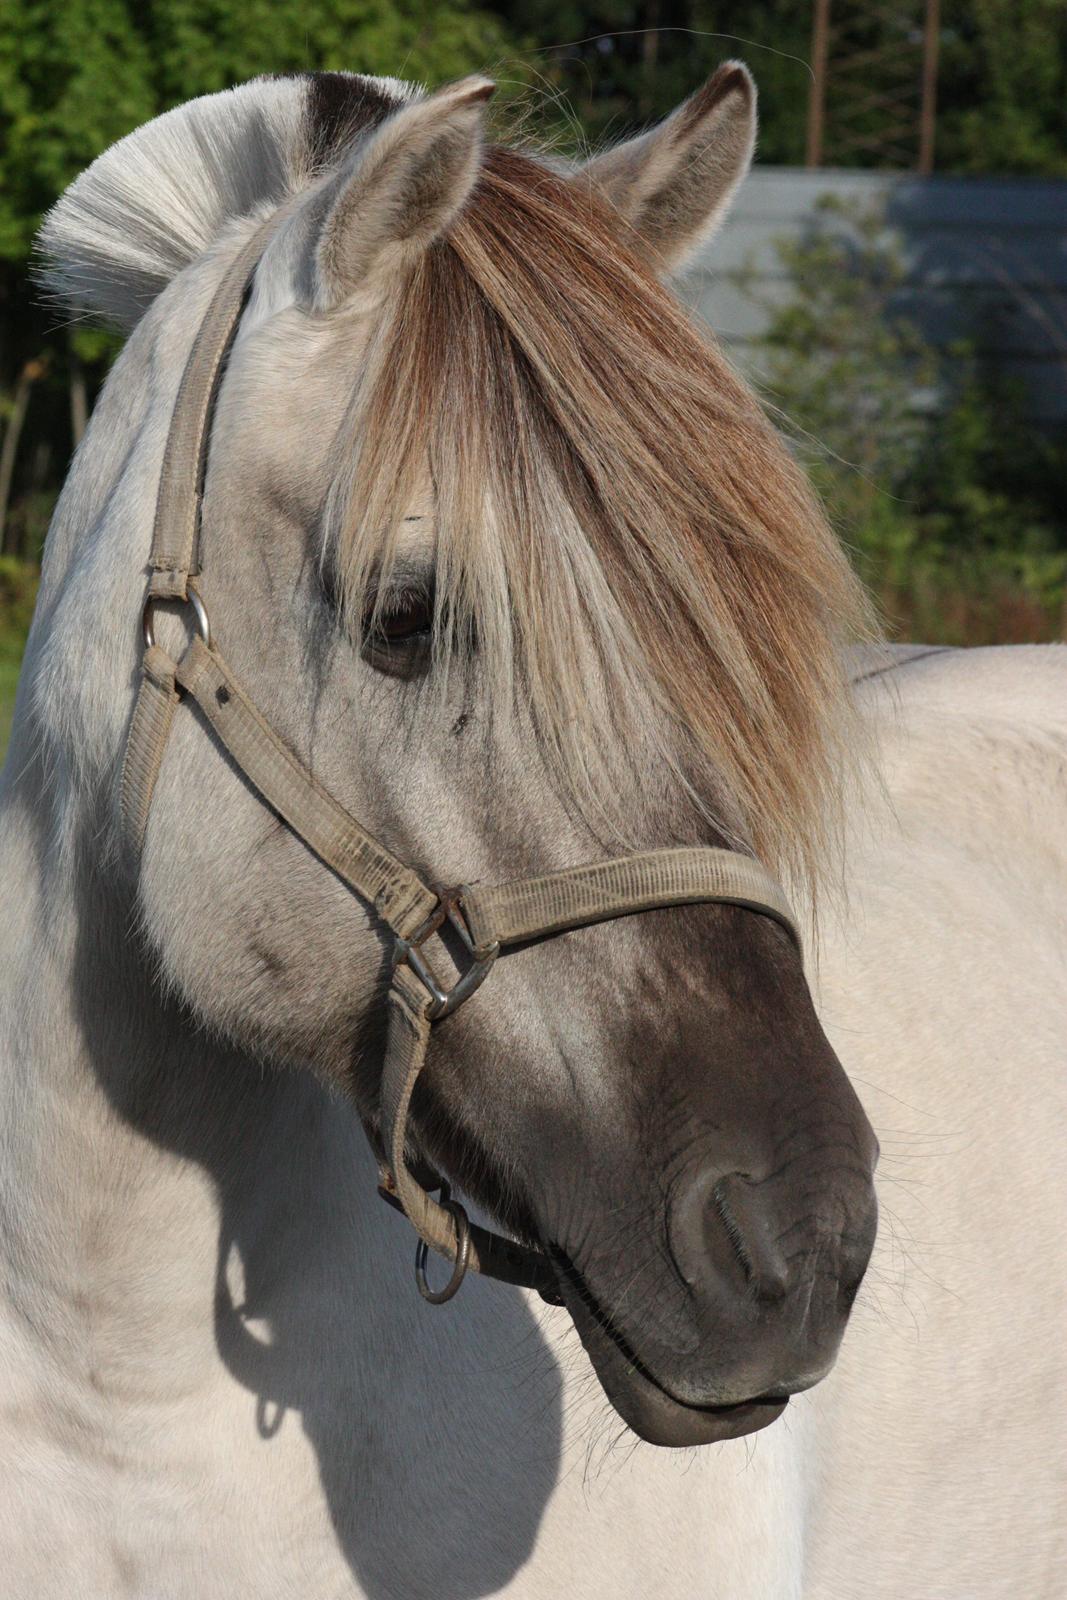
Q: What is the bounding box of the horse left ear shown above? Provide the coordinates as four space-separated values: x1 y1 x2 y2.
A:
574 62 756 271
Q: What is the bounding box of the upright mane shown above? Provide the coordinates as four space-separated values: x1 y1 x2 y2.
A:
328 147 873 889
37 72 413 327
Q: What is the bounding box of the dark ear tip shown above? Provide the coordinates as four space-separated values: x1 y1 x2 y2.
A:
671 60 755 140
713 60 755 97
700 61 755 111
448 76 497 108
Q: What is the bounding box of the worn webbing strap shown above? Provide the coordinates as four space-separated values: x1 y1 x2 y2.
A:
132 633 800 1291
173 634 438 938
461 850 797 954
128 633 802 1293
148 216 279 600
382 965 557 1292
119 644 181 860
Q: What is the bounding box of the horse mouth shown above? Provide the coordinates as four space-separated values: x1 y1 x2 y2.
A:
551 1248 788 1448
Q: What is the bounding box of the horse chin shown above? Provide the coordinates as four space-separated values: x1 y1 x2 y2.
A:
558 1272 788 1449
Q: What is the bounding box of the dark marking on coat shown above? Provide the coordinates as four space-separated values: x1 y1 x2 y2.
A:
250 939 286 980
851 646 953 688
305 72 399 174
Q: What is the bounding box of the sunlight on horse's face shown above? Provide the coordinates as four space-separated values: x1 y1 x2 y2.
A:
133 73 878 1448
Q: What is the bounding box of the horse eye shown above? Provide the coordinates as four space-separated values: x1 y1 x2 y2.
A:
376 589 434 644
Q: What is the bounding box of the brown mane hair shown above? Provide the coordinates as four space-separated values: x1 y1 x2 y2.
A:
326 146 873 890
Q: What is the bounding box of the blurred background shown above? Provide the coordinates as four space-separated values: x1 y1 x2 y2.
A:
2 1 1066 750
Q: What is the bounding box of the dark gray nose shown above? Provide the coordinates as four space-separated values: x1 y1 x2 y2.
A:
667 1157 877 1372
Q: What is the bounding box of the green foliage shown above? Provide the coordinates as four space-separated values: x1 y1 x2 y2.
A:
145 0 520 104
0 0 519 265
755 200 937 511
0 0 159 264
938 0 1067 177
0 553 39 636
493 1 811 160
743 198 1067 642
490 0 1067 172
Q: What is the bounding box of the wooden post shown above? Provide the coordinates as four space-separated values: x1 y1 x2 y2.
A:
918 0 941 175
0 359 44 557
638 0 660 120
806 0 832 169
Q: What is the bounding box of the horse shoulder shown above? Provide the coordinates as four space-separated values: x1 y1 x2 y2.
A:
803 642 1067 1597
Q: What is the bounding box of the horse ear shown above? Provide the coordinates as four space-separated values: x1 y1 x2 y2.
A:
312 76 494 309
574 62 756 271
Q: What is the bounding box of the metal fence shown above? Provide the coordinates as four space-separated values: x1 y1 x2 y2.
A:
682 167 1067 423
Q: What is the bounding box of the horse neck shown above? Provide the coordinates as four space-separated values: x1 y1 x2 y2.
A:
0 742 390 1398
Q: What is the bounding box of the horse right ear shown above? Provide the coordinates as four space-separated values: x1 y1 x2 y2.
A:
573 62 756 272
311 76 494 310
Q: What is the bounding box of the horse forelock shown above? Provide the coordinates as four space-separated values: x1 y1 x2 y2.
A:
324 146 875 892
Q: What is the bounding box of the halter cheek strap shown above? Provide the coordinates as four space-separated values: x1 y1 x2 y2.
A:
121 214 800 1305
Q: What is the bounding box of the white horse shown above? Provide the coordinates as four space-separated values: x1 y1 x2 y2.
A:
0 66 1063 1598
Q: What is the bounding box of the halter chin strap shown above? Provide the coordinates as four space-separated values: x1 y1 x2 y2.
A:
121 213 801 1305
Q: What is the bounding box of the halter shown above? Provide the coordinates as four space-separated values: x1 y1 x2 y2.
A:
121 216 800 1305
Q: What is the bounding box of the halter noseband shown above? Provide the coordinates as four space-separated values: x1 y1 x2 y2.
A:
121 216 800 1305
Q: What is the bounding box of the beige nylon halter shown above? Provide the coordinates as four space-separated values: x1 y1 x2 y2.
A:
121 215 800 1304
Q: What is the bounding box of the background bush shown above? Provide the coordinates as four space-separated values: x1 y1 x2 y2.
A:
739 199 1067 642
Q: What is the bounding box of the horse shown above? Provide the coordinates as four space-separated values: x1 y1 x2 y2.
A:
0 64 1062 1598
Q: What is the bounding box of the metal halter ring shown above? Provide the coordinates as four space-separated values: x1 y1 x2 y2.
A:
142 588 211 652
394 893 499 1021
415 1190 472 1304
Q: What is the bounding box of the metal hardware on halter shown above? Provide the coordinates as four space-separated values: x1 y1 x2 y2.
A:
142 587 211 652
393 894 500 1021
414 1184 472 1303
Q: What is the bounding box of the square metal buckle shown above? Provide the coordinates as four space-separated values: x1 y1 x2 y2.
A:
394 893 499 1020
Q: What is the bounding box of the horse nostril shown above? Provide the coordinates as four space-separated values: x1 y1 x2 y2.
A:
667 1164 877 1313
668 1167 791 1303
711 1174 791 1301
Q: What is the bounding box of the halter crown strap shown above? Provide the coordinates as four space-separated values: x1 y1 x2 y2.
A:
173 635 437 935
120 211 802 1306
148 218 280 601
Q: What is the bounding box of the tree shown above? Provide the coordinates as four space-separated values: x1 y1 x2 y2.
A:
486 0 811 160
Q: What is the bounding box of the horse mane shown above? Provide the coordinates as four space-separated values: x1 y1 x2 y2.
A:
330 148 874 888
36 72 412 328
38 73 872 890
